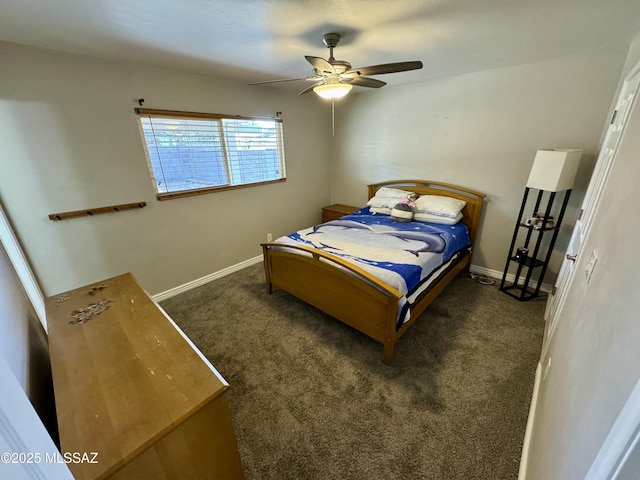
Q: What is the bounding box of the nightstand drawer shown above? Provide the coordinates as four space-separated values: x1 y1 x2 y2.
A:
322 204 360 223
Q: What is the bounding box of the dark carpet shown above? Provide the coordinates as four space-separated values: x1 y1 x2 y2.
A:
160 263 545 479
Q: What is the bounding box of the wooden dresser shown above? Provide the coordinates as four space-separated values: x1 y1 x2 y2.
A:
46 273 244 480
321 203 360 223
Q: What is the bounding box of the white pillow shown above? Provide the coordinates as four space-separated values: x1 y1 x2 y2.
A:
366 188 416 210
414 195 466 218
373 187 412 198
366 196 397 209
413 211 463 225
369 206 392 215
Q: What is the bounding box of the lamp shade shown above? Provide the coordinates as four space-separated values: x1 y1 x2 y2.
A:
526 149 583 192
313 83 352 99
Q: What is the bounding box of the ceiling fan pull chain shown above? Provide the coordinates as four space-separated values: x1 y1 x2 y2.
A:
331 100 335 136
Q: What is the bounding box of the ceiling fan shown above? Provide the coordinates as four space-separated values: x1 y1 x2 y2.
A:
249 32 423 99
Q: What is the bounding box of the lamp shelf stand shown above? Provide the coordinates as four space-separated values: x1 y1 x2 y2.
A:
499 187 571 301
499 148 582 301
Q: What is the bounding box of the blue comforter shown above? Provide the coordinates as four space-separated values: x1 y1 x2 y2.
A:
277 208 471 329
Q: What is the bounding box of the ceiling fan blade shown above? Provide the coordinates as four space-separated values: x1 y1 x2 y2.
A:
305 56 336 75
345 61 423 77
248 77 315 85
343 76 387 88
298 83 322 96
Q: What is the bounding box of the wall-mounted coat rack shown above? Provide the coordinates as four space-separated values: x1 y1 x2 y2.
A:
49 202 146 221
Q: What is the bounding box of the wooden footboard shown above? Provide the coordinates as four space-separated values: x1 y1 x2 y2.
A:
262 180 485 365
262 243 403 364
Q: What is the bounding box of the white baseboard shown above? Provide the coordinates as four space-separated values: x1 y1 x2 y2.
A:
469 264 552 293
518 362 542 480
152 255 263 302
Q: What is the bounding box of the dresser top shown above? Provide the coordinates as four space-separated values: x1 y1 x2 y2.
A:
46 272 227 479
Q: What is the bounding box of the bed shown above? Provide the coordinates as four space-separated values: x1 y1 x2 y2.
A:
261 180 486 365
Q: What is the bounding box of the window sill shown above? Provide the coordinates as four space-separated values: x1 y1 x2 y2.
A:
156 178 286 201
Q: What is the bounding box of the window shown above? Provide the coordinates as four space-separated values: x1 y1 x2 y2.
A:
135 108 286 200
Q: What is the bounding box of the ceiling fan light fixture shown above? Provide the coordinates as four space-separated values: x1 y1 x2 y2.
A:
313 83 352 99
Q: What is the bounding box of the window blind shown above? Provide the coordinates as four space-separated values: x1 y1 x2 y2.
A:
136 109 286 200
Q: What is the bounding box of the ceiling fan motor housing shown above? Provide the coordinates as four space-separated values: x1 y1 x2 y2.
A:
321 33 351 72
322 33 342 49
330 60 351 73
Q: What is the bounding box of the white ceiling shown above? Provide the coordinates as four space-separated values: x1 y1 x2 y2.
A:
1 0 640 92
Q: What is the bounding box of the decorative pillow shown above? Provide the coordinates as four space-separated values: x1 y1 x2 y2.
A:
414 195 466 218
391 203 414 222
413 211 463 225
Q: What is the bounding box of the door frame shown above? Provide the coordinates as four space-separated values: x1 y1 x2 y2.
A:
0 202 46 332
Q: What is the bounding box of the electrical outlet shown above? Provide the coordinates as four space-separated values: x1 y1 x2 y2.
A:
266 233 273 242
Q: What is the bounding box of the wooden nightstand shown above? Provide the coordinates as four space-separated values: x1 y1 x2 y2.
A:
322 204 360 223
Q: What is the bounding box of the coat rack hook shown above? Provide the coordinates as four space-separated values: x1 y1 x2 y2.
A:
137 98 145 106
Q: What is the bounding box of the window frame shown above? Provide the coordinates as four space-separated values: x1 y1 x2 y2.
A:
135 108 286 201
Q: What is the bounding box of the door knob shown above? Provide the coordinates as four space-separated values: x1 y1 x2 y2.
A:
566 254 577 262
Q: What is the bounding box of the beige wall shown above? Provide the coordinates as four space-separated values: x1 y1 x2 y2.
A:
0 41 331 296
0 41 630 296
331 49 627 280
